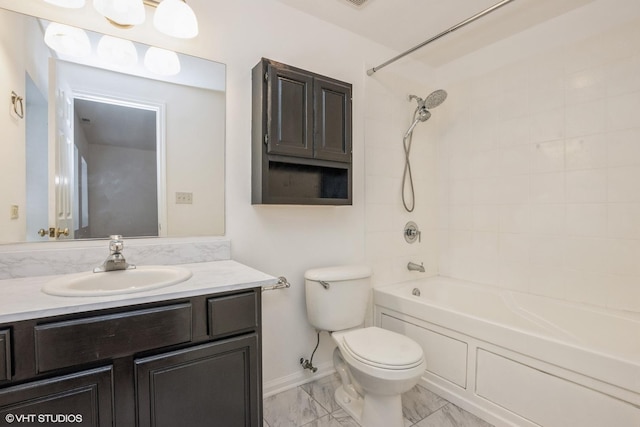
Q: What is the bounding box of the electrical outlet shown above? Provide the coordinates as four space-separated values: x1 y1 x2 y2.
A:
175 192 193 204
10 205 18 220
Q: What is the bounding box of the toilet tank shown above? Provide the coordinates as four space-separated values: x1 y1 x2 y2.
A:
304 265 372 332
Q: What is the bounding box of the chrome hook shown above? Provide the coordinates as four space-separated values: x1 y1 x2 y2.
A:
11 91 24 119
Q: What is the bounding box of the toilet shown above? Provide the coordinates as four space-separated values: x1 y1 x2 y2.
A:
304 265 426 427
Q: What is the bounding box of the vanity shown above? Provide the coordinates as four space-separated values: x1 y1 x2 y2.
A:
0 258 276 427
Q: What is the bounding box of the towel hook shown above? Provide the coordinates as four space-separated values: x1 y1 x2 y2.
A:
11 91 24 119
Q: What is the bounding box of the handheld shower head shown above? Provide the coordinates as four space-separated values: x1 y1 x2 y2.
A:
402 88 447 213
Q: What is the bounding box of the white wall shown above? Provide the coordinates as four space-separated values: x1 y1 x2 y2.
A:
0 12 26 242
434 0 640 313
87 143 158 237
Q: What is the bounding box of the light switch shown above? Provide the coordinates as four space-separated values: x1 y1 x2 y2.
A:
176 192 193 204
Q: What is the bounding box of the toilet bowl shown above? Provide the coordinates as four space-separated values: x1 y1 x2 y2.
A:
331 327 426 427
304 266 426 427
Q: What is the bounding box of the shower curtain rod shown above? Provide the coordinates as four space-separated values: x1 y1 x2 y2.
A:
366 0 517 76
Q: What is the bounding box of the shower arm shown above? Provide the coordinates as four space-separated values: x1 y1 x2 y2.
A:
366 0 517 76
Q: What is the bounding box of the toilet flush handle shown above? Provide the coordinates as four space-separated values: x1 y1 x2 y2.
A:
318 280 330 290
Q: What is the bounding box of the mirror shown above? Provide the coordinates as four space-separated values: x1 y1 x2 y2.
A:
0 6 225 244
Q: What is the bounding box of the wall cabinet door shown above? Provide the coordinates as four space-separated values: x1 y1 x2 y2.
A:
0 366 114 427
313 76 352 163
136 334 260 427
267 63 314 158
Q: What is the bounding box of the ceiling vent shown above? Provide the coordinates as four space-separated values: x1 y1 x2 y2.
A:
342 0 370 8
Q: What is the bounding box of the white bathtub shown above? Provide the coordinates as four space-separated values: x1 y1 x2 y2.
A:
374 276 640 427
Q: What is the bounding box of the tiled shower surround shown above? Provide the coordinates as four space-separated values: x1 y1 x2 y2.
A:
436 18 640 313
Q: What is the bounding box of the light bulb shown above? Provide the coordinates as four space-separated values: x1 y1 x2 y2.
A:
97 35 138 68
153 0 198 39
44 22 91 58
93 0 145 26
144 47 181 76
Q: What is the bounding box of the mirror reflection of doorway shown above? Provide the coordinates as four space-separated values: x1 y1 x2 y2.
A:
25 73 49 242
73 97 159 239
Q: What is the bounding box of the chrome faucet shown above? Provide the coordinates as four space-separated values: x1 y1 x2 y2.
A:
407 262 425 273
94 235 136 273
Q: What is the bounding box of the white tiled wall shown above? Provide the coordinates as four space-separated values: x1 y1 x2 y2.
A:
437 18 640 313
364 70 439 288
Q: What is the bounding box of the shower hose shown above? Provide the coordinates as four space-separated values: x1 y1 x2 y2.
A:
402 109 418 212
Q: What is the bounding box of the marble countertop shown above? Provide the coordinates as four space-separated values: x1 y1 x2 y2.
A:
0 260 278 324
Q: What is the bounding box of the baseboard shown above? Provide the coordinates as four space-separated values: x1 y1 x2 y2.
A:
263 361 335 398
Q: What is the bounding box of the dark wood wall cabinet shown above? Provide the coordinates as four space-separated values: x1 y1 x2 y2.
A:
252 58 353 205
0 288 262 427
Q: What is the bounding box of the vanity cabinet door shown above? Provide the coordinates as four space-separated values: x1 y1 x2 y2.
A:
0 330 10 382
0 366 114 427
136 334 260 427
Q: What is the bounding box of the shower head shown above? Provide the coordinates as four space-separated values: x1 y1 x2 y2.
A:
408 89 447 111
424 89 447 109
404 89 446 138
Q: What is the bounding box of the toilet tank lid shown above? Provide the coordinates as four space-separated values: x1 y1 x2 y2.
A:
304 265 372 282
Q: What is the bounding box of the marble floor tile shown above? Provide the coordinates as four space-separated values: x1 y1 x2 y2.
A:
300 414 345 427
401 385 449 424
329 409 360 427
300 373 343 413
264 377 493 427
415 403 494 427
264 387 328 427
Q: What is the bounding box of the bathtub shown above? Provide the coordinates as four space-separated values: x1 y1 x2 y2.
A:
374 276 640 427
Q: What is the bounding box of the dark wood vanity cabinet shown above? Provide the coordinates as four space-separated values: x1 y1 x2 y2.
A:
0 288 262 427
252 58 353 205
136 334 259 427
0 330 9 382
0 366 114 427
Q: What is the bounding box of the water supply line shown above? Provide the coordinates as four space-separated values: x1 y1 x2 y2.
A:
300 331 321 373
366 0 517 76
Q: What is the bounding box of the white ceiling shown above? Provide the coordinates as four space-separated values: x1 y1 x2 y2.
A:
274 0 596 68
75 99 157 151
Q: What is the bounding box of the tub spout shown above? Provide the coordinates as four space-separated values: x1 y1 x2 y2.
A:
407 262 425 273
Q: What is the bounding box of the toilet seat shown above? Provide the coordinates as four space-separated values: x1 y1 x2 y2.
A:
335 327 424 370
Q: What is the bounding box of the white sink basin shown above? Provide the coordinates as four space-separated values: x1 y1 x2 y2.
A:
42 266 193 297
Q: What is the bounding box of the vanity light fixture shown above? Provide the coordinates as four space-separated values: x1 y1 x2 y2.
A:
44 0 86 8
144 46 180 76
97 35 138 68
44 22 91 58
93 0 146 27
44 0 199 39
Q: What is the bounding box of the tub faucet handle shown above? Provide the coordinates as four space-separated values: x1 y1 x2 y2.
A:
404 221 421 243
407 262 425 273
